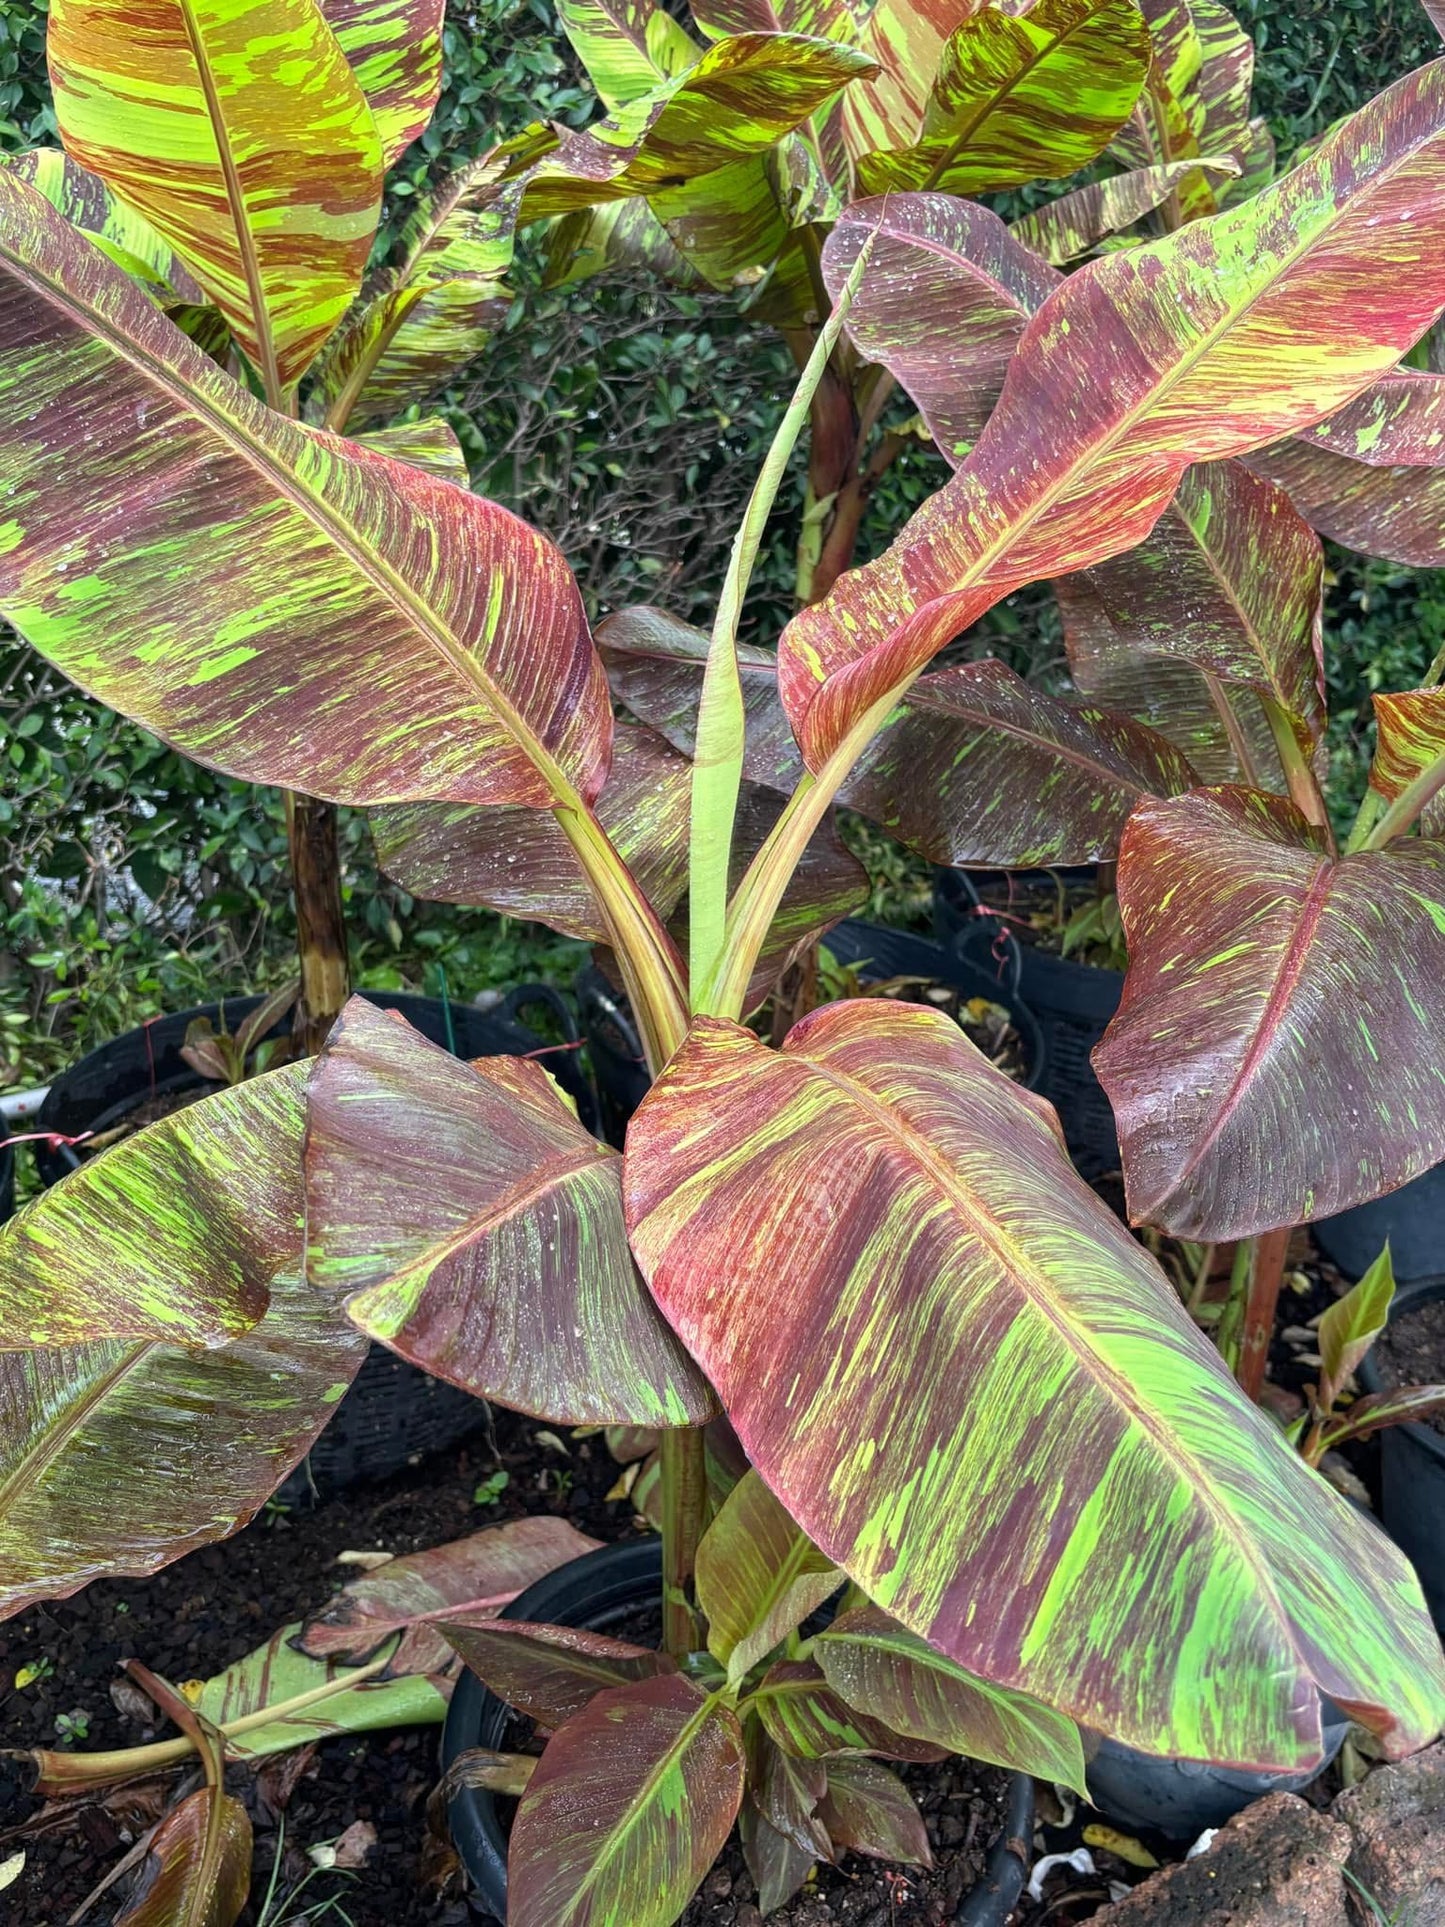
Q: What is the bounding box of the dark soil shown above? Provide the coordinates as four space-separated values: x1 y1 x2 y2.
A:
946 873 1124 971
1373 1294 1445 1436
0 1410 644 1926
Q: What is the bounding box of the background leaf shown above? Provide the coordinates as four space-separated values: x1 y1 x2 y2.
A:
443 1618 676 1726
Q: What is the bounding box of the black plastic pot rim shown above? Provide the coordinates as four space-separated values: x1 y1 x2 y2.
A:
441 1538 1035 1927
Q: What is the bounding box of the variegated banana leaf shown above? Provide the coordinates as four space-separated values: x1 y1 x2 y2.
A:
48 0 383 394
373 725 694 939
821 193 1057 462
0 179 612 809
1368 686 1445 834
296 1517 602 1674
1078 459 1326 754
542 196 705 292
0 148 204 300
600 607 1193 865
0 1270 367 1621
508 1676 745 1927
1296 369 1445 466
442 1619 677 1727
0 1064 305 1348
695 1469 844 1684
1250 437 1445 569
812 1605 1086 1788
837 0 984 163
520 33 878 220
352 417 469 485
746 1658 947 1761
819 1758 932 1867
779 63 1445 769
557 0 702 114
322 0 445 168
690 0 865 42
1095 787 1445 1237
304 997 716 1425
1057 571 1282 786
624 1001 1445 1765
315 144 541 430
1010 156 1239 263
752 1730 831 1860
856 0 1151 198
740 1797 816 1913
195 1621 447 1758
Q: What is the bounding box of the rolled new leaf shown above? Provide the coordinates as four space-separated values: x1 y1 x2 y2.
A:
508 1675 745 1927
305 999 716 1425
1094 788 1445 1237
48 0 383 393
0 1064 306 1348
0 178 612 810
780 62 1445 769
625 1001 1445 1765
0 1269 367 1620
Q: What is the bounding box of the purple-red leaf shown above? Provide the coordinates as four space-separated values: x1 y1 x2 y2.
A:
114 1784 251 1927
747 1660 948 1763
1296 368 1445 467
305 998 716 1426
1251 438 1445 568
1368 686 1445 834
508 1675 745 1927
443 1618 676 1727
295 1518 601 1676
625 1003 1445 1765
820 1758 933 1868
1095 786 1445 1237
822 194 1057 461
739 1798 818 1914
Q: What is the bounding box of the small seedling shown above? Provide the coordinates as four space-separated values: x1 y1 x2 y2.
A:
473 1469 510 1507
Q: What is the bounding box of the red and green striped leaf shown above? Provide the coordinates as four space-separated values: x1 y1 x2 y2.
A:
855 0 1151 198
1251 437 1445 569
322 0 444 168
0 1065 304 1348
813 1605 1085 1788
601 609 1192 866
305 999 716 1425
1058 571 1282 786
48 0 383 394
1297 369 1445 466
373 725 693 941
1076 460 1326 754
0 147 205 299
522 34 878 219
625 1002 1445 1766
316 147 536 431
780 64 1445 769
296 1518 601 1675
0 1269 367 1622
819 1759 932 1867
1010 156 1239 262
1318 1246 1397 1395
739 1798 817 1912
0 180 611 810
821 193 1057 462
1095 787 1445 1238
747 1660 948 1762
353 416 469 485
696 1470 844 1683
443 1619 677 1727
754 1729 832 1857
1368 686 1445 833
508 1676 746 1927
838 0 986 161
556 0 702 114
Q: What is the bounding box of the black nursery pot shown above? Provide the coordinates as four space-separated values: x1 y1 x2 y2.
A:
1311 1161 1445 1288
442 1536 1036 1927
1359 1276 1445 1631
577 918 1047 1151
934 867 1123 1182
1085 1701 1352 1840
32 985 594 1497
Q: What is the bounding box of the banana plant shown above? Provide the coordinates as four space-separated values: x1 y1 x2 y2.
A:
9 20 1445 1927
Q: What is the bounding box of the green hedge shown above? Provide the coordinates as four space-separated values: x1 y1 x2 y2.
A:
1 0 1440 1085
